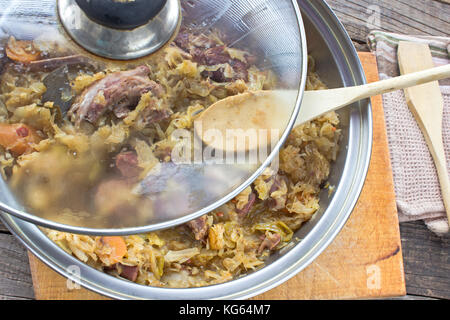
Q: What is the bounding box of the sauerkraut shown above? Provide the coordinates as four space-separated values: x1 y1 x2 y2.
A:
0 29 340 288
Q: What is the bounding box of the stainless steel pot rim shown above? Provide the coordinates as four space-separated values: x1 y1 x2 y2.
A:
0 0 308 235
0 0 373 300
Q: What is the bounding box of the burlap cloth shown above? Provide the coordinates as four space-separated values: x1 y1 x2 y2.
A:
367 31 450 235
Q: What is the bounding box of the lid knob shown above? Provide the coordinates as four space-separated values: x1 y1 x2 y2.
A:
58 0 181 60
74 0 167 30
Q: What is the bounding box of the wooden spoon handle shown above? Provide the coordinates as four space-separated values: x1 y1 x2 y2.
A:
297 63 450 125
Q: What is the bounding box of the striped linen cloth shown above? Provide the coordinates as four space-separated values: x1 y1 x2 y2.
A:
367 31 450 235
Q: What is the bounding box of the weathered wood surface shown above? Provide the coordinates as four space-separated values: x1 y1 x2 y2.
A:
0 0 449 300
327 0 450 51
0 233 34 300
400 223 450 299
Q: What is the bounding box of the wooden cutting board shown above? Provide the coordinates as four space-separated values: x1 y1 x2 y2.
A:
27 52 406 300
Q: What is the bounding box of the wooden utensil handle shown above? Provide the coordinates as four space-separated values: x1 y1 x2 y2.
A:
352 63 450 101
298 64 450 125
397 41 450 227
433 146 450 218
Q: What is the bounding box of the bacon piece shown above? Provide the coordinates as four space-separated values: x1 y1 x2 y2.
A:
103 263 139 282
117 264 139 282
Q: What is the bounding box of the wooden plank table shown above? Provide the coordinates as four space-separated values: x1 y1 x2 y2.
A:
0 0 449 300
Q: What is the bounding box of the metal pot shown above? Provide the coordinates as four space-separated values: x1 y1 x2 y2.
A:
0 0 372 299
0 0 307 233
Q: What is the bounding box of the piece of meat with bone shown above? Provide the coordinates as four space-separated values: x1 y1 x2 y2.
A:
69 65 164 125
139 106 172 127
174 30 254 82
266 175 288 211
187 215 209 241
174 31 216 53
236 191 256 216
258 232 281 255
192 46 230 66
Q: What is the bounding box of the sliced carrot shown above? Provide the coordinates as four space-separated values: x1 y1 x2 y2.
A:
0 123 42 156
5 36 41 63
97 236 127 265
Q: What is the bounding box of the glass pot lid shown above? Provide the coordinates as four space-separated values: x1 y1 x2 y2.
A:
0 0 307 234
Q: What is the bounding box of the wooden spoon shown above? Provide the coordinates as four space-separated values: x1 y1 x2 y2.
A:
398 41 450 227
196 63 450 152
